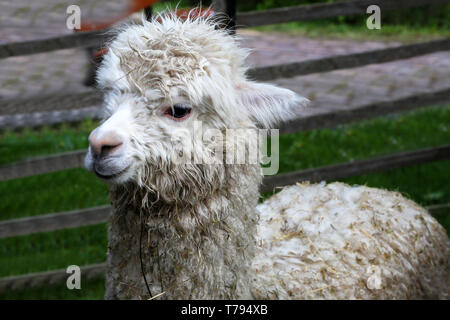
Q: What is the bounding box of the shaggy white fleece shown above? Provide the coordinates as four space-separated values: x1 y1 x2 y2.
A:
86 12 449 300
253 182 449 299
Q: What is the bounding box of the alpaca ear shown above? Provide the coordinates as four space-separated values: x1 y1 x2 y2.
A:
236 81 309 128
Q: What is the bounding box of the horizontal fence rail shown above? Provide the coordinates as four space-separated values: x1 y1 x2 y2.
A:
0 107 101 130
1 39 448 129
0 150 87 181
0 263 106 293
426 203 450 217
248 38 450 81
1 91 102 116
1 145 449 239
0 30 106 59
280 87 450 134
237 0 450 27
0 206 111 239
261 145 450 193
1 88 449 182
1 0 449 59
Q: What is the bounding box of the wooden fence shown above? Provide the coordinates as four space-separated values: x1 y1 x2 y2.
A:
1 0 449 292
1 0 449 59
2 39 450 129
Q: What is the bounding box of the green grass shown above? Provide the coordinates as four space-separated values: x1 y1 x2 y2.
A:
278 106 450 173
0 169 108 221
250 21 450 43
0 105 449 299
0 224 107 277
241 0 450 40
275 106 450 210
0 277 105 300
0 120 96 166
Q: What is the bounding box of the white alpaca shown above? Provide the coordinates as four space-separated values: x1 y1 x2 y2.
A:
84 12 450 299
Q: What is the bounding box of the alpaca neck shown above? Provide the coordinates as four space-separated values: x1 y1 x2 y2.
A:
105 164 262 299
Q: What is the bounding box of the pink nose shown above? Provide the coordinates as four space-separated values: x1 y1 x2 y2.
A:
89 129 124 158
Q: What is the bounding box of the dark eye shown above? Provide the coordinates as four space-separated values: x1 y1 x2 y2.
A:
164 104 192 121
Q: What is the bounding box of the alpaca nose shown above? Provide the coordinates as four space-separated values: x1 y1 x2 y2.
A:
89 129 124 158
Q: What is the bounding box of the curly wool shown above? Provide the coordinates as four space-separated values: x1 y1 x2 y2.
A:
252 182 450 299
106 163 262 300
99 12 450 300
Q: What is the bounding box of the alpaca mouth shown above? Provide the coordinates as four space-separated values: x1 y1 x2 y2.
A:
94 165 130 180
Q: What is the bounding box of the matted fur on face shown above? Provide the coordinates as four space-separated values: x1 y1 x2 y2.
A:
84 12 308 205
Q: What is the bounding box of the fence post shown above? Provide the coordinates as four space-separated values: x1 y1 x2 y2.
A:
144 6 152 21
212 0 236 34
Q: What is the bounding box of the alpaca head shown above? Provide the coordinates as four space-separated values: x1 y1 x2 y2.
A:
85 12 308 204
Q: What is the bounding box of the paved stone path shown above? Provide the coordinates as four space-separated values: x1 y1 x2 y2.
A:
0 0 126 43
0 0 449 125
241 30 450 119
0 0 126 100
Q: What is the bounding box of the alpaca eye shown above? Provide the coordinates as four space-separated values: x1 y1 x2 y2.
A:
164 104 192 121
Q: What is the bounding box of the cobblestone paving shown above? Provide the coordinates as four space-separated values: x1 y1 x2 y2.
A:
0 0 127 100
0 0 127 43
0 1 449 122
241 30 450 118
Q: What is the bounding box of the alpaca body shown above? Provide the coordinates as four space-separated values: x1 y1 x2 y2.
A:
105 180 450 300
84 13 450 300
252 182 450 299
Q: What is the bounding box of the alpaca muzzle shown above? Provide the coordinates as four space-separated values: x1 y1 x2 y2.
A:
85 128 132 182
88 128 124 159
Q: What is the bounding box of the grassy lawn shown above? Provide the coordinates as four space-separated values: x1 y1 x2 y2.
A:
250 21 450 43
0 224 107 277
0 278 105 300
0 120 96 166
0 105 449 299
0 169 108 221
